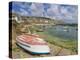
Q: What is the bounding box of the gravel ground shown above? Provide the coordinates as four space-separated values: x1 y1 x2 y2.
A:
11 38 76 59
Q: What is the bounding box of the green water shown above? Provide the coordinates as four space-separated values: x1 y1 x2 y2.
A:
46 25 78 40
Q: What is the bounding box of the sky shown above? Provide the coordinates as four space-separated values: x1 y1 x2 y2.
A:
9 1 78 23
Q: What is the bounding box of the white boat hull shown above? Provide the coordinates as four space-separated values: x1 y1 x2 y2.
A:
16 38 50 54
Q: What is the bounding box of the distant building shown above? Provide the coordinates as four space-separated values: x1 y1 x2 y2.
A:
9 12 24 23
10 13 61 25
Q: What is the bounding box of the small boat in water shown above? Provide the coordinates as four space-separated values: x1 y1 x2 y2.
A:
63 29 68 32
16 34 50 54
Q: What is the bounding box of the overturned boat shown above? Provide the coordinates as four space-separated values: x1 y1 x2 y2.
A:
16 34 50 54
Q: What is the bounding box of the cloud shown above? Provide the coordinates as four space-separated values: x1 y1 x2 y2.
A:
19 8 29 16
30 3 45 17
46 4 60 18
60 5 78 21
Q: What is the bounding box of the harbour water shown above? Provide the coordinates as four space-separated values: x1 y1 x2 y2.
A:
46 25 78 41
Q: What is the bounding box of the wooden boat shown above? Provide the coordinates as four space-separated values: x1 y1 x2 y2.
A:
16 34 50 54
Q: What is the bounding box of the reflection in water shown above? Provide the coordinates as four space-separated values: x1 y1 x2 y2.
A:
46 25 78 40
